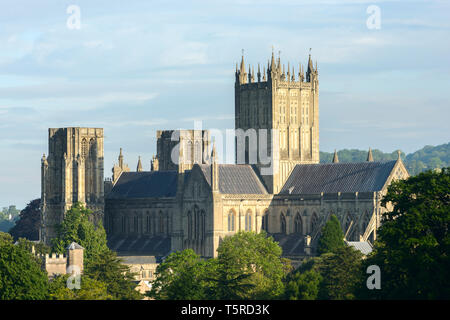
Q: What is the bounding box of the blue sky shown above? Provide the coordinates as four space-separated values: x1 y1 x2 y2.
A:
0 0 449 209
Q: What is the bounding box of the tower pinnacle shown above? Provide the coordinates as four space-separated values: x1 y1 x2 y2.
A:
137 156 143 172
367 148 374 162
332 150 339 163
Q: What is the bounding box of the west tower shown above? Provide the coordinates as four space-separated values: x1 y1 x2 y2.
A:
235 50 319 193
40 127 104 244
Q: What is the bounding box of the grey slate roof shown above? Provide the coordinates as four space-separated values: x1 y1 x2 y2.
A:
108 235 171 257
198 164 268 194
106 171 178 199
269 233 306 256
280 161 397 195
119 255 158 264
345 241 373 255
67 242 84 250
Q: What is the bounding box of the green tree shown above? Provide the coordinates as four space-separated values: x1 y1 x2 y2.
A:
48 274 112 300
318 246 363 300
284 269 322 300
52 202 108 266
84 249 143 300
317 214 345 255
148 249 216 300
360 168 450 299
213 231 287 299
15 237 51 265
9 199 41 240
0 232 49 300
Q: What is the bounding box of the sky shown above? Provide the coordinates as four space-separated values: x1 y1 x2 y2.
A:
0 0 449 209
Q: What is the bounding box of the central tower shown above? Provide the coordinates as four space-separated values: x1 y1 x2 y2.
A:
235 50 319 193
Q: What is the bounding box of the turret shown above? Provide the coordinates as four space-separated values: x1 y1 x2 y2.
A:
367 148 374 162
332 150 339 163
112 148 130 184
137 156 143 172
118 148 124 168
151 155 159 171
306 53 314 82
238 53 247 84
257 63 261 82
211 143 219 193
67 242 84 275
270 49 276 73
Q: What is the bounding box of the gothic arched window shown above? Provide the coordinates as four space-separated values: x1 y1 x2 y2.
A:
81 138 88 158
228 210 235 232
187 211 192 239
280 213 286 234
311 212 318 233
245 210 252 231
159 211 164 234
262 210 269 232
89 138 96 158
194 206 199 239
194 141 201 164
200 210 206 240
294 213 303 234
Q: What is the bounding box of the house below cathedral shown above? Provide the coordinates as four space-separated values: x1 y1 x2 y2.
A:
40 51 409 263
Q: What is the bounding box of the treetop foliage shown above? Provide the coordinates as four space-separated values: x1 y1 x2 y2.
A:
51 202 109 265
317 214 345 255
0 231 49 300
8 198 41 240
362 168 450 299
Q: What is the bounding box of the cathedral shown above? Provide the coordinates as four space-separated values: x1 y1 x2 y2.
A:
40 51 409 261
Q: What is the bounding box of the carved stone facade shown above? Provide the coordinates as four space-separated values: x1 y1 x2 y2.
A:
41 52 409 261
235 52 319 193
40 128 104 244
156 130 211 172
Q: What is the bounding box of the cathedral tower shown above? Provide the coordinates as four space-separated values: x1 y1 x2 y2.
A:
235 50 319 193
40 127 104 244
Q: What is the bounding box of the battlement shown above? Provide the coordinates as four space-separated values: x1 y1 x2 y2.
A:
32 242 84 278
44 253 67 264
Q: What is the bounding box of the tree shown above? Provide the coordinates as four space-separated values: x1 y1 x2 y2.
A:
148 249 216 300
48 274 112 300
292 246 363 300
148 232 289 300
0 232 49 300
317 214 345 255
52 202 108 266
84 249 143 300
360 168 450 299
284 269 322 300
212 231 287 300
318 246 363 300
9 199 41 240
52 203 141 300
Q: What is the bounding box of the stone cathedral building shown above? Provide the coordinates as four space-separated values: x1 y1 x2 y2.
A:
40 52 409 261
